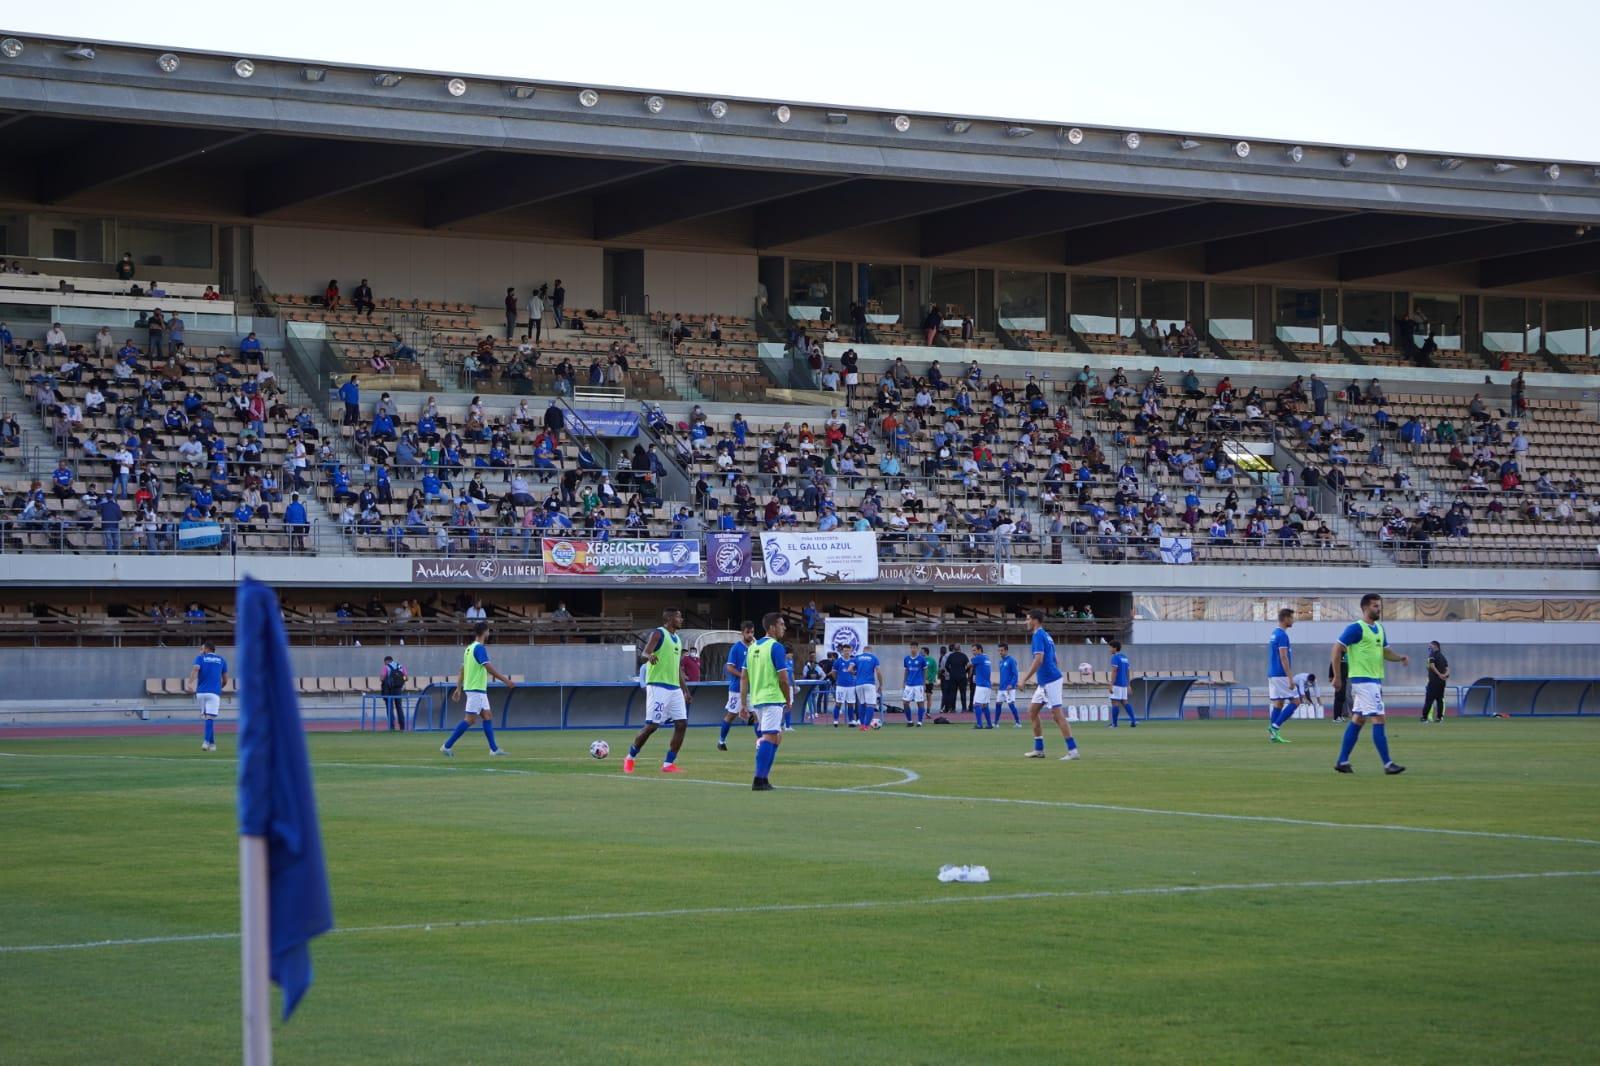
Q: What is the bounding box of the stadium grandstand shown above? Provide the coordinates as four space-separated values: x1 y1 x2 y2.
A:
0 29 1595 720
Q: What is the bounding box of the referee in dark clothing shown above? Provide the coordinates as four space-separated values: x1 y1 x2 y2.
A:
1422 641 1450 723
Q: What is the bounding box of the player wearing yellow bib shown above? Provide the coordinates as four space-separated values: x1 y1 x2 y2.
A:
1331 593 1408 775
741 612 793 791
442 621 515 756
624 608 692 774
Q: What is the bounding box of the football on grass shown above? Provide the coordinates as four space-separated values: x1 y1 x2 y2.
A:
589 740 610 760
1078 662 1093 676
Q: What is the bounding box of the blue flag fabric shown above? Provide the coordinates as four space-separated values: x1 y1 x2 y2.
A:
235 576 333 1020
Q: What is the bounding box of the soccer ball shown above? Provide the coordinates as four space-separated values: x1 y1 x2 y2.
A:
871 719 882 730
589 740 610 760
1078 662 1093 676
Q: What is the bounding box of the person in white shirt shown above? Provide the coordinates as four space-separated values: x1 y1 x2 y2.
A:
466 601 487 620
93 326 114 356
83 387 106 414
821 367 840 391
45 323 67 351
706 315 721 345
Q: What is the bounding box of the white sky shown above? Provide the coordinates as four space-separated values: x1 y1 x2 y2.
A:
8 0 1600 163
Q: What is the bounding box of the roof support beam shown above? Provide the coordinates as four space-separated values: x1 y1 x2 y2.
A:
248 143 482 216
1338 224 1587 281
592 167 848 241
753 179 1011 248
1062 203 1347 265
38 126 254 203
1477 240 1600 288
920 191 1189 258
1204 214 1503 274
424 155 669 229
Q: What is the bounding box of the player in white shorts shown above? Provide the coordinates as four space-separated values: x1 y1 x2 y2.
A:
1292 671 1322 715
852 645 882 731
718 621 757 751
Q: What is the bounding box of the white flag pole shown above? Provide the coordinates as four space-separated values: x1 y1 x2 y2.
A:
240 834 273 1066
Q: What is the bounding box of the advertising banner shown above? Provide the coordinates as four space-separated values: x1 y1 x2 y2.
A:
1160 536 1195 565
564 408 641 438
705 533 753 583
542 538 702 578
410 558 543 584
823 617 869 655
759 532 879 583
876 562 1019 585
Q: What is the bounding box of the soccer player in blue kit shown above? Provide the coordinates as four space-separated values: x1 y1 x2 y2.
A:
188 641 228 752
718 620 757 751
1107 639 1136 727
969 644 995 728
996 643 1022 726
831 649 857 727
1020 609 1080 760
853 644 882 731
1266 607 1297 743
901 647 928 726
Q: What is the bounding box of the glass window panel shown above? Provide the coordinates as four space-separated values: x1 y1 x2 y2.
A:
1209 283 1254 342
1545 299 1586 356
930 267 975 320
1590 302 1600 357
858 263 901 322
116 219 213 269
1138 278 1187 337
0 212 24 257
1070 275 1118 335
1273 287 1321 345
30 214 108 264
1341 290 1393 346
1483 296 1528 353
787 259 833 320
1411 292 1461 350
1118 277 1137 336
998 270 1048 331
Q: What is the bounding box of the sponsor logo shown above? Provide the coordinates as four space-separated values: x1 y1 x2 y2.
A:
669 542 691 564
764 541 791 576
877 563 1002 584
831 624 864 653
548 540 579 568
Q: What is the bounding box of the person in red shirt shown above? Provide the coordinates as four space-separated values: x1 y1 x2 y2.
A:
323 279 340 310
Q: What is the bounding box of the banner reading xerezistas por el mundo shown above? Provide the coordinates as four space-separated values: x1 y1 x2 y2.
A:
541 538 701 578
759 532 879 583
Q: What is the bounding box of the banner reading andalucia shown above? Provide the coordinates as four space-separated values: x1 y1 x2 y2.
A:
541 537 702 578
759 531 880 583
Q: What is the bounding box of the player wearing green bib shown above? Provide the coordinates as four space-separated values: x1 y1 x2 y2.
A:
442 621 516 756
1331 593 1408 775
741 612 793 791
624 608 692 774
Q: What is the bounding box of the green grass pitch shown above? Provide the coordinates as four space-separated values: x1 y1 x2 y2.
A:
3 719 1599 1064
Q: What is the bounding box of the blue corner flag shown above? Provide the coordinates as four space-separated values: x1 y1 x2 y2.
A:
236 576 333 1021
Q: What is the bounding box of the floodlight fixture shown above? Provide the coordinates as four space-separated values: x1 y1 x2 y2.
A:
157 52 180 73
1234 141 1251 158
1061 127 1084 145
1122 132 1141 150
64 45 96 61
644 95 665 114
946 119 972 134
373 72 404 88
1005 126 1034 138
705 100 728 119
1388 153 1408 170
0 38 23 59
509 85 537 99
772 105 792 124
578 89 600 108
1178 138 1201 151
1340 151 1357 168
825 112 848 124
1285 145 1304 163
891 114 911 133
1492 162 1518 173
445 78 467 97
1544 163 1561 181
233 58 255 78
1438 157 1463 171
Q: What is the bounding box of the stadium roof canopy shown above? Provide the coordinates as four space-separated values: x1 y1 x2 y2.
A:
2 32 1598 289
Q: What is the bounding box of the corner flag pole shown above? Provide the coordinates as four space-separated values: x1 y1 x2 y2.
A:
241 834 273 1065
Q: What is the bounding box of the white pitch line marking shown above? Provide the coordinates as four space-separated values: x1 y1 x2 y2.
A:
3 751 1595 848
4 869 1596 956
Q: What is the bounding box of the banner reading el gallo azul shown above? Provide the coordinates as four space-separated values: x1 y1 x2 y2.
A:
759 532 879 583
541 538 702 578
